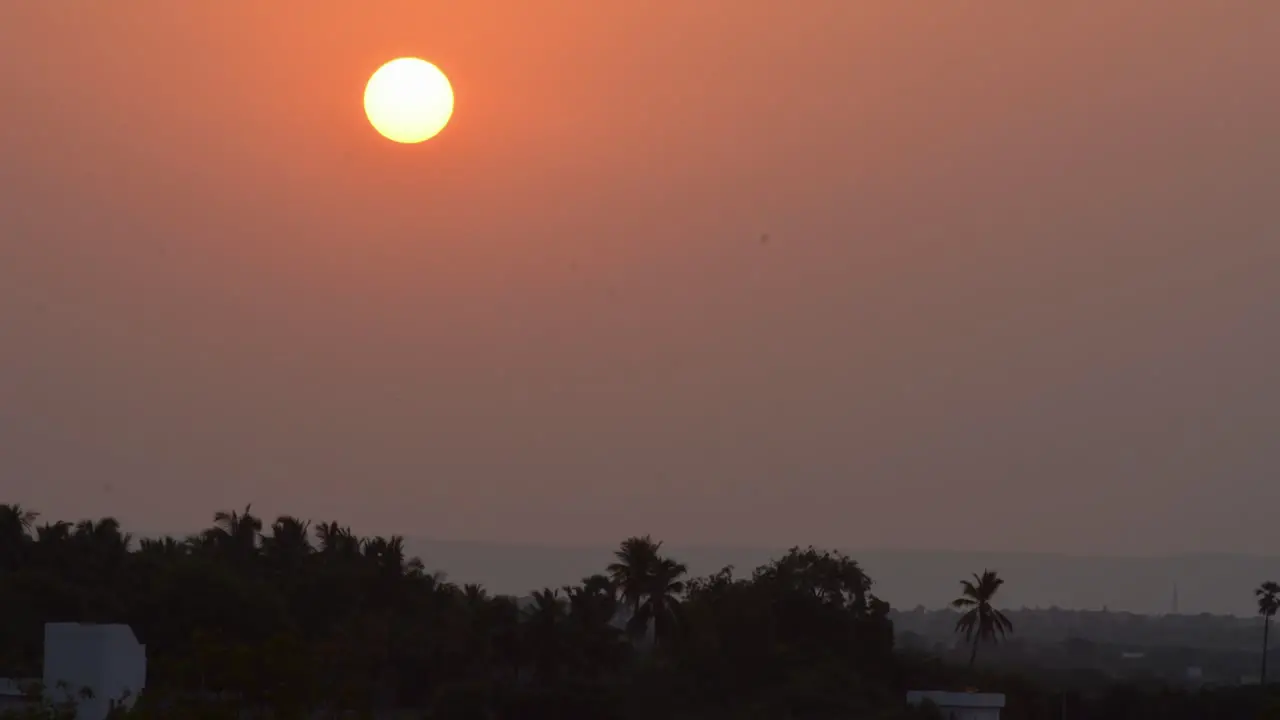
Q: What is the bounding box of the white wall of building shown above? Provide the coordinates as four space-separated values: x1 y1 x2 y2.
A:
0 623 149 720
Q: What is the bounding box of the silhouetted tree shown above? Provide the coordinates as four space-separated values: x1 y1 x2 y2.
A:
1259 581 1280 685
952 569 1014 668
607 535 661 636
0 504 37 570
12 504 1183 719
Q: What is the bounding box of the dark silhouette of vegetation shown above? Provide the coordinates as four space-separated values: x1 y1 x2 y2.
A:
952 569 1014 668
2 502 1280 719
1259 581 1280 686
0 504 915 719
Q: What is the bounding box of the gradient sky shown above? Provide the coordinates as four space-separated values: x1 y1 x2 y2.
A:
1 1 1276 555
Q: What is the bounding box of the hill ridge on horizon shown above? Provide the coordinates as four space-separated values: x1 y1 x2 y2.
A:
390 537 1273 618
403 537 1280 562
147 528 1280 561
136 530 1272 617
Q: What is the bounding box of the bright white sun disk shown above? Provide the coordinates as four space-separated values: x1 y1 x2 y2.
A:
364 57 454 144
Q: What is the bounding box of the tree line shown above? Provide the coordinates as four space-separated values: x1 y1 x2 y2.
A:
0 504 913 719
1 503 1278 719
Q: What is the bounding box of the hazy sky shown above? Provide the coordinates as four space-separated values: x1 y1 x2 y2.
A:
1 2 1276 555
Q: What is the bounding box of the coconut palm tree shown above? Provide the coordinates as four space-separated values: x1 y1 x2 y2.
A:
952 569 1014 668
71 517 133 584
0 504 37 569
564 574 618 631
32 521 73 567
362 535 424 581
262 515 312 570
562 574 627 675
72 517 132 556
362 535 428 615
203 505 262 562
315 521 361 558
633 557 688 647
607 535 661 632
34 520 71 542
523 588 567 681
462 583 489 607
452 585 492 654
488 595 525 682
138 535 188 561
1258 581 1280 685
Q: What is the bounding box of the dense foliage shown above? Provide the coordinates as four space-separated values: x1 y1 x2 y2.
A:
1 503 1278 719
0 504 916 719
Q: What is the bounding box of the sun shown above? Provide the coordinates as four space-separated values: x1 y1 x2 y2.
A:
363 57 455 144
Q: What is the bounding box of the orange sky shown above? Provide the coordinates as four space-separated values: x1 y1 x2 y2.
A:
1 1 1277 554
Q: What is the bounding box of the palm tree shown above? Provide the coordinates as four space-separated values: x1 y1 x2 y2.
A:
632 557 687 646
32 521 73 566
204 505 262 562
607 535 661 631
362 535 424 581
0 504 38 569
315 521 361 558
562 574 624 670
138 536 188 561
0 504 37 534
523 588 567 680
71 517 133 582
564 574 618 631
1258 581 1280 685
262 516 312 570
462 583 489 607
362 535 428 615
489 595 525 683
72 517 132 555
952 569 1014 668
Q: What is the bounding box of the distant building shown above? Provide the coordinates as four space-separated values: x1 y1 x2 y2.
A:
907 690 1005 720
0 623 146 720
